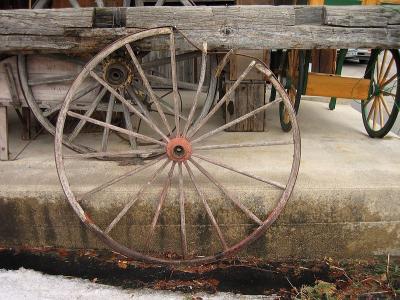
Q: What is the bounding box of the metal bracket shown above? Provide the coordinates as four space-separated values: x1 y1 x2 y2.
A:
93 7 127 28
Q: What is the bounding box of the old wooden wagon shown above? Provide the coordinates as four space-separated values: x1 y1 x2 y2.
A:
0 0 398 265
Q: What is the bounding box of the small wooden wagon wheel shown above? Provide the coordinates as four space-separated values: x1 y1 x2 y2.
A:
55 28 301 265
19 0 213 153
278 50 308 132
361 49 400 138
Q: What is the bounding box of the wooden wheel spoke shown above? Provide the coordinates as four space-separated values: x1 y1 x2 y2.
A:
155 0 165 5
380 57 395 85
69 0 80 7
379 94 391 116
378 97 384 128
170 32 181 136
179 0 194 6
378 50 388 83
381 73 397 87
178 163 188 257
193 154 285 190
28 74 77 86
183 42 207 137
64 148 165 159
67 111 166 146
90 71 169 142
122 102 137 149
141 51 201 69
189 159 263 225
191 99 281 145
126 85 153 118
382 91 396 98
129 83 188 121
148 162 176 243
367 97 377 122
187 60 256 139
125 43 173 135
101 94 115 152
193 140 293 151
68 87 107 142
43 84 100 117
33 0 51 8
105 159 170 234
375 56 381 82
214 49 234 78
77 155 166 202
184 161 228 250
144 74 207 92
373 98 377 130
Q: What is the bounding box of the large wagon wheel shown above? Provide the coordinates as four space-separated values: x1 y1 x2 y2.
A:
361 49 400 138
20 0 215 153
54 28 300 265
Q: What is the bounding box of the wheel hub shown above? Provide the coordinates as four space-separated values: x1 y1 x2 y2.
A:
166 137 192 162
103 58 133 88
372 83 382 96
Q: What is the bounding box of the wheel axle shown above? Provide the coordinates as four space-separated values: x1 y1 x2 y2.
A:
166 137 192 162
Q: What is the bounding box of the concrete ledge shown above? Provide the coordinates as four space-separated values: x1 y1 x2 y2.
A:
0 100 399 260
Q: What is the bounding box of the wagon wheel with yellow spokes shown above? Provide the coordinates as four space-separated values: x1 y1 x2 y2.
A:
361 49 400 138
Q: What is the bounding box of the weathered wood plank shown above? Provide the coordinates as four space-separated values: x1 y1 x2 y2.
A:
125 6 297 29
0 106 8 161
295 6 323 25
225 82 265 132
0 8 93 35
384 5 400 25
1 25 399 53
0 6 399 53
324 6 388 27
324 6 400 27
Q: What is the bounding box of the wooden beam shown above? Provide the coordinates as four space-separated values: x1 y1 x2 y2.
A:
0 106 8 161
0 6 398 54
0 8 93 35
305 73 371 100
324 6 393 27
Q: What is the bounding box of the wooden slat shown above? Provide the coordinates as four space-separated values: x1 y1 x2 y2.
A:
295 6 323 25
229 50 269 81
324 6 388 27
225 82 265 132
125 6 297 28
305 73 371 100
0 106 8 161
0 8 93 35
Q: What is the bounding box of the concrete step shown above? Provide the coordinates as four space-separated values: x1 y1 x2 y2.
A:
0 100 399 260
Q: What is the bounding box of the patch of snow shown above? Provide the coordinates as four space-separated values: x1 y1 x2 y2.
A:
0 268 273 300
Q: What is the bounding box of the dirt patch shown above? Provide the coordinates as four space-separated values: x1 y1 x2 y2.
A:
0 247 398 299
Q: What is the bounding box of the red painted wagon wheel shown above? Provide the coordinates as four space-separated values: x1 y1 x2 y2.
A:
55 27 301 265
